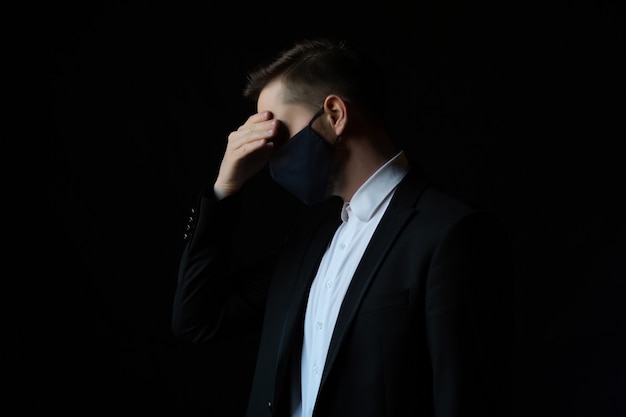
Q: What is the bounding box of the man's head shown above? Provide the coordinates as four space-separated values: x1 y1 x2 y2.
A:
246 38 395 203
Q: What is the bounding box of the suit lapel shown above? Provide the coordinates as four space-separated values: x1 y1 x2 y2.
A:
274 197 343 392
319 169 429 389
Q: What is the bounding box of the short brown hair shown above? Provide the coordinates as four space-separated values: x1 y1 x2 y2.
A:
243 38 387 121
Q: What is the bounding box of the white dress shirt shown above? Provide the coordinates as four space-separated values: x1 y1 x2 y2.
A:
291 151 410 417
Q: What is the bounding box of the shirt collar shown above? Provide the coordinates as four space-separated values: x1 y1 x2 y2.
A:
341 151 410 223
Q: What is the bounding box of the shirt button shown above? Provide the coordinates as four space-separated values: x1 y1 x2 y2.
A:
339 243 346 250
326 281 332 288
313 365 318 374
316 321 323 330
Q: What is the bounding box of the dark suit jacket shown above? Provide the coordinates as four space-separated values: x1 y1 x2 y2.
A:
172 168 515 417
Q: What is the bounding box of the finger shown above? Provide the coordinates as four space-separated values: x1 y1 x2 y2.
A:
237 138 272 157
237 118 277 137
229 120 278 150
237 111 273 131
224 131 270 160
248 111 273 124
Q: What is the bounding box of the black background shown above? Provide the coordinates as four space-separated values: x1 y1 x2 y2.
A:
27 0 625 415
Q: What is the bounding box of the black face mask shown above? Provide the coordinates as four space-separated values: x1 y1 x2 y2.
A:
268 108 332 206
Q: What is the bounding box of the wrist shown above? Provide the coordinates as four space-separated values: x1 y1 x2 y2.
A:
213 183 238 200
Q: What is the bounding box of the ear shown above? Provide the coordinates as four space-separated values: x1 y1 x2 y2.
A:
322 95 348 137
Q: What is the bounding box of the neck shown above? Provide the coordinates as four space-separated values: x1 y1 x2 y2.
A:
329 131 397 202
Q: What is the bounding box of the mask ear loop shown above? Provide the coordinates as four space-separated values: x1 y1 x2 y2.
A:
308 107 325 126
310 106 342 144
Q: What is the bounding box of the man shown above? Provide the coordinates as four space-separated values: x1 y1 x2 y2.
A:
172 38 514 417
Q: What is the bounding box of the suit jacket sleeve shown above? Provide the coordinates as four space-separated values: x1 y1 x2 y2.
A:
426 210 515 417
171 187 275 343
